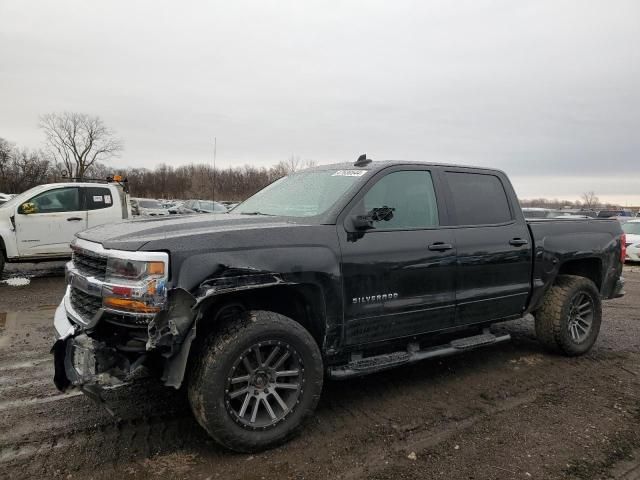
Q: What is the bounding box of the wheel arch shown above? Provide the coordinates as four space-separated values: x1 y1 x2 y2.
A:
556 257 603 291
196 283 328 349
163 282 329 389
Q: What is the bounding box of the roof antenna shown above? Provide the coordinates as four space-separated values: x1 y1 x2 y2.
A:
354 153 372 167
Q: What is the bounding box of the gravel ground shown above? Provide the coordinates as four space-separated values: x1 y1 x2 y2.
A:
0 266 639 480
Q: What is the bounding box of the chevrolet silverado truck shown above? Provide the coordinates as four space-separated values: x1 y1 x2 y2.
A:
52 158 625 452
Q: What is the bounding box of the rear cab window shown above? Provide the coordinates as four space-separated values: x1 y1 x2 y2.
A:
84 187 114 210
444 171 513 226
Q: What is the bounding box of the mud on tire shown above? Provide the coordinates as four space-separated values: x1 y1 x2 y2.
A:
188 310 323 452
535 274 602 356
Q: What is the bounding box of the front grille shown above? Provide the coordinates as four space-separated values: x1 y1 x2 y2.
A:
73 250 108 281
70 287 102 321
104 313 153 328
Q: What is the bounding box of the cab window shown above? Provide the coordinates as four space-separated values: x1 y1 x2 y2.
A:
84 187 113 210
22 187 80 214
356 170 439 230
445 172 513 225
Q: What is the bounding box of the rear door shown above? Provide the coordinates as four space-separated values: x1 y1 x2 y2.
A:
15 186 87 256
442 169 532 325
338 166 457 345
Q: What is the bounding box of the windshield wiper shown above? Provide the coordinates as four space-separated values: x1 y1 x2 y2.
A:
239 211 276 216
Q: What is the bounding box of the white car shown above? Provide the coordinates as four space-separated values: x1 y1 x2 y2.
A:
622 220 640 262
0 179 131 274
0 193 15 205
130 198 169 217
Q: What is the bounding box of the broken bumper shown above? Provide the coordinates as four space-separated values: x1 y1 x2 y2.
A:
52 300 75 390
52 300 135 392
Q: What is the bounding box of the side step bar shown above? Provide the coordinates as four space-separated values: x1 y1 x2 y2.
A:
328 331 511 380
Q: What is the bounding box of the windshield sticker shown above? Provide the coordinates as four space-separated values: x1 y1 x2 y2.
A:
93 195 103 202
104 195 112 204
332 170 367 177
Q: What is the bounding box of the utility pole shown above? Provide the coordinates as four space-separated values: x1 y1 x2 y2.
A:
212 137 217 202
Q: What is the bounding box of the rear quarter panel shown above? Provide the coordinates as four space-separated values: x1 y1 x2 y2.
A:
527 218 623 312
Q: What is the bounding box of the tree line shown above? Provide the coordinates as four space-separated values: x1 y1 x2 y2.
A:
0 137 304 201
519 191 620 210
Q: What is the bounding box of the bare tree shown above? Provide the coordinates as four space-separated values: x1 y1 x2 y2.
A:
581 191 599 210
40 112 123 179
0 137 14 187
276 155 317 175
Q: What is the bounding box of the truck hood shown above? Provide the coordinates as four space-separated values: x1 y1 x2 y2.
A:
76 213 305 251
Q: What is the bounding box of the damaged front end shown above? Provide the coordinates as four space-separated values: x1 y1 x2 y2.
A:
52 238 196 397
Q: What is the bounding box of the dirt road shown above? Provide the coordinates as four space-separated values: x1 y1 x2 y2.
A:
0 266 639 479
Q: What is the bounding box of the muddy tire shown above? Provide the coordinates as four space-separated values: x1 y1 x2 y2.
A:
188 310 323 452
535 275 602 356
0 252 4 276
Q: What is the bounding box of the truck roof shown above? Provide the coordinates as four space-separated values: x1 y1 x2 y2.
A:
37 182 122 189
309 160 502 174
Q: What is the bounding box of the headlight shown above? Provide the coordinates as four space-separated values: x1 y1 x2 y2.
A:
103 256 168 314
105 257 165 282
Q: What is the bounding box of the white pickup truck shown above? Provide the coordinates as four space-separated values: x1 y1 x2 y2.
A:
0 178 131 274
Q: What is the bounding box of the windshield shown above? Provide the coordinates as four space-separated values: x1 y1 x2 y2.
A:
139 200 162 209
623 223 640 235
234 169 366 217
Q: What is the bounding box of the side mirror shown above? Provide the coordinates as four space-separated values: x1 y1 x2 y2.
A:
350 206 395 230
352 215 374 230
18 202 37 215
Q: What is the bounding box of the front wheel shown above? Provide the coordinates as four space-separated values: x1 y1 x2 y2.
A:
188 310 323 452
535 275 602 356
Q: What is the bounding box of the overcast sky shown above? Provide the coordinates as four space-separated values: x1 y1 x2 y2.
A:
1 0 639 203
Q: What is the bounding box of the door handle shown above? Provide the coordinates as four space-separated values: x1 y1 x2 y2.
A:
509 238 528 247
428 242 453 251
67 217 83 222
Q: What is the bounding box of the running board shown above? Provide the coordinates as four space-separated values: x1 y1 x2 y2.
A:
328 331 511 379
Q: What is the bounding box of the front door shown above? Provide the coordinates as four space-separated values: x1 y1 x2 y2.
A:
338 167 457 346
15 186 87 257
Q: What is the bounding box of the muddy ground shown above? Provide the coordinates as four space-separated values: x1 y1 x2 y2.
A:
0 263 639 480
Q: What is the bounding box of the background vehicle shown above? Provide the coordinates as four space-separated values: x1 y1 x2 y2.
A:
130 198 169 217
180 199 228 214
53 160 625 453
522 207 551 218
622 220 640 261
598 209 632 218
0 193 16 205
522 208 597 220
0 178 130 275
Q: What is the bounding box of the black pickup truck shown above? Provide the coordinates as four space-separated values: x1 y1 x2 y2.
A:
52 158 625 452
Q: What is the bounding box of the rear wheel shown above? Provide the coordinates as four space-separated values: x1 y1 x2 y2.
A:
535 275 602 356
0 251 5 277
188 310 323 452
